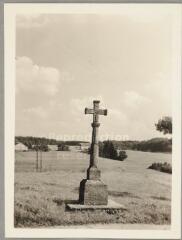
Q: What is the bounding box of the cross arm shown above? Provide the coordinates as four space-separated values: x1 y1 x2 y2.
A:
97 109 107 116
85 108 107 116
85 108 94 114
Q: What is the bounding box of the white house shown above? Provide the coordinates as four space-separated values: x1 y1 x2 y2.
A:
68 145 81 152
58 143 90 152
15 142 28 151
79 142 90 151
48 145 58 151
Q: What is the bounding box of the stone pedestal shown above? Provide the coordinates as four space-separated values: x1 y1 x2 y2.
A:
79 179 108 205
87 166 100 180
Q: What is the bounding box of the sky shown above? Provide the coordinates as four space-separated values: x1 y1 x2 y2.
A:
15 6 175 141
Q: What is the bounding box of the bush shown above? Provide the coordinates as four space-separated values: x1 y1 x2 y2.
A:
99 140 127 161
58 144 69 151
41 145 49 152
148 162 172 174
32 144 49 152
102 141 118 159
118 150 128 161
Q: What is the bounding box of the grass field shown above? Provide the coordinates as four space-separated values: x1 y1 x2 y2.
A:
14 150 172 227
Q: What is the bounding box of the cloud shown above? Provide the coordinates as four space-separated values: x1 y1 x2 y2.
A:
15 10 174 139
16 56 64 131
16 56 60 96
16 56 77 136
70 96 127 122
123 91 151 109
109 108 127 122
145 72 172 101
71 95 104 114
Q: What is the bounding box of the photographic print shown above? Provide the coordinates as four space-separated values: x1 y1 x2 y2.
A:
4 3 181 239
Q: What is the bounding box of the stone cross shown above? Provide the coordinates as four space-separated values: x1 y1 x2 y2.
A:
85 100 107 179
79 100 108 205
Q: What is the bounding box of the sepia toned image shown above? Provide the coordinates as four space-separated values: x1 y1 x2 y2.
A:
4 3 181 239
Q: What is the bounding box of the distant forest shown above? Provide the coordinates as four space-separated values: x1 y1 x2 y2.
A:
15 136 172 153
15 136 90 148
110 138 172 153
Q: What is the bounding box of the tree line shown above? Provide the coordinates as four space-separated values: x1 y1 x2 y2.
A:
15 136 89 150
15 116 172 154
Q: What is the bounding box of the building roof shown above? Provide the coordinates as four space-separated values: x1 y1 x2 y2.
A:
15 142 28 150
15 142 27 146
79 142 90 146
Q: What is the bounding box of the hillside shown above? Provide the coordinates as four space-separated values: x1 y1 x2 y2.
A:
14 150 172 227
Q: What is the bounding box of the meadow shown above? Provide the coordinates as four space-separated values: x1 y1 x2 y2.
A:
14 150 172 228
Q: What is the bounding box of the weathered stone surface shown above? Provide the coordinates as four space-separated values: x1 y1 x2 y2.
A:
79 179 108 205
87 166 100 180
85 100 107 170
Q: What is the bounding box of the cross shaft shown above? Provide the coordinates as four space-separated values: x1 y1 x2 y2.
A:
85 100 107 180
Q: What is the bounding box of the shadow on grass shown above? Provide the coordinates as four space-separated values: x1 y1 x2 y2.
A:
151 196 170 201
109 190 141 199
53 198 79 206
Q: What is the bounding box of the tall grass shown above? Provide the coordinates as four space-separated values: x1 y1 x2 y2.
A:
14 151 172 227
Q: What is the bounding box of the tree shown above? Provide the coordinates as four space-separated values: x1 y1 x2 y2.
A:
155 116 172 135
102 141 117 159
34 144 48 152
99 140 128 161
99 142 104 156
118 150 128 161
40 144 49 152
58 144 69 151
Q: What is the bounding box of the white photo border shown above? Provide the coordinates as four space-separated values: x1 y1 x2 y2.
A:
4 3 182 239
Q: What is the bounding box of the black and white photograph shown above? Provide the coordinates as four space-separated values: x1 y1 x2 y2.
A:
4 3 181 239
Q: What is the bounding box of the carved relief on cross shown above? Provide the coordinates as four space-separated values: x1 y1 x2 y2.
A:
85 100 107 180
85 100 107 126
